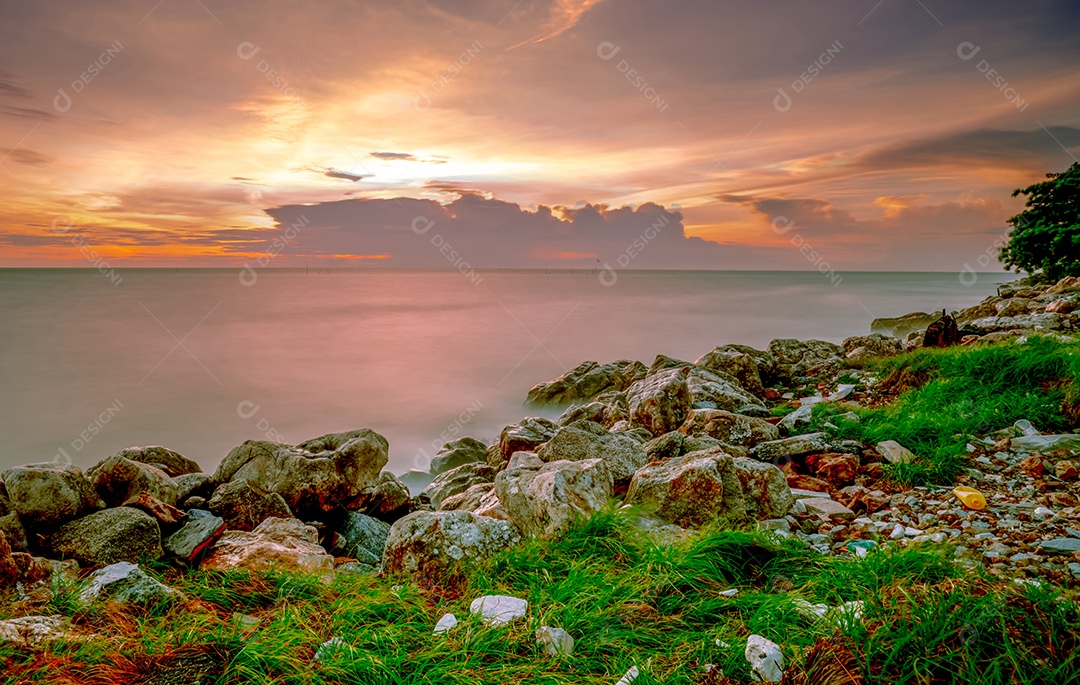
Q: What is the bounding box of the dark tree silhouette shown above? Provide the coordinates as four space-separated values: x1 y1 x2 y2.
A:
1000 162 1080 281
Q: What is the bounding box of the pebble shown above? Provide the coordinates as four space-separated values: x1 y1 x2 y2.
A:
745 635 785 682
433 613 458 634
469 595 528 626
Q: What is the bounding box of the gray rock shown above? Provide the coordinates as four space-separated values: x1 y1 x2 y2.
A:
430 437 488 476
877 440 916 464
0 615 72 649
212 429 388 519
87 455 179 507
110 446 202 478
175 472 213 503
352 471 412 521
842 334 903 359
78 562 185 606
422 463 497 508
625 449 745 528
208 478 293 531
526 360 646 406
556 401 608 427
201 517 335 578
731 457 794 519
164 515 226 561
495 458 613 539
679 409 779 447
48 507 163 567
382 510 522 577
777 405 814 435
399 469 434 493
626 365 693 437
536 626 574 656
686 367 765 413
870 312 938 339
470 594 528 626
339 512 391 566
337 561 375 576
643 431 683 460
767 338 846 381
433 613 458 634
754 433 830 463
498 417 559 464
694 345 768 397
802 498 855 521
537 420 646 482
1 462 104 530
1039 538 1080 554
745 634 785 683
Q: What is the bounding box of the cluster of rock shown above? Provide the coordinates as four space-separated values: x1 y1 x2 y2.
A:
0 430 406 597
872 276 1080 347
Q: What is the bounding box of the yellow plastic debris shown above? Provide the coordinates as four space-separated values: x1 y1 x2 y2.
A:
953 486 986 510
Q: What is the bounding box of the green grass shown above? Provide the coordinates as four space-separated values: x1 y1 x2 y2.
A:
809 335 1080 485
2 507 1077 684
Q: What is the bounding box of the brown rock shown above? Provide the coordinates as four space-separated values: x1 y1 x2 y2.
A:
815 453 860 488
923 310 960 348
0 531 18 588
123 492 187 526
1055 460 1078 480
786 474 833 493
1019 455 1047 477
87 455 179 507
201 517 334 580
208 479 293 532
624 449 746 528
678 409 779 447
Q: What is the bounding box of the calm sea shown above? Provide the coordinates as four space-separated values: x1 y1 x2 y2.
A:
0 269 1007 475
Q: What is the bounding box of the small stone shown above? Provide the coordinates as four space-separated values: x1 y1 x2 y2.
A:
1039 538 1080 554
757 518 791 534
719 588 740 597
876 441 915 465
433 613 458 634
801 498 855 521
469 595 528 626
336 562 375 576
1056 460 1078 480
615 666 640 685
0 615 71 649
535 626 574 656
745 634 784 682
1068 562 1080 578
1033 506 1055 520
889 524 905 539
315 637 354 663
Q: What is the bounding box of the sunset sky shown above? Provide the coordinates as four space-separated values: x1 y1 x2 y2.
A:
2 0 1078 270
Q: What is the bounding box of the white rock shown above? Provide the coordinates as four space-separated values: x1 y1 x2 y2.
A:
433 613 458 634
904 526 924 536
535 625 574 656
745 634 784 682
315 637 354 663
0 615 71 649
1033 506 1055 520
615 665 640 685
827 385 856 401
469 595 528 626
719 588 740 597
889 524 906 539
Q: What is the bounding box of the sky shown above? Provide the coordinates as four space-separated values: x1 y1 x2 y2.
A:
1 0 1078 271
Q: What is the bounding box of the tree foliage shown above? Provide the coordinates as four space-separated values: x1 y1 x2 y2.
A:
999 162 1080 281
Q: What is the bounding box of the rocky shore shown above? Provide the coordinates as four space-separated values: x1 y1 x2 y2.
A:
1 275 1079 677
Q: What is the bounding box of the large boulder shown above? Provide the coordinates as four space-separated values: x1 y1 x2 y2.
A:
526 360 647 406
175 473 213 503
439 483 496 512
767 339 846 381
202 517 335 579
842 334 903 360
207 479 293 532
349 471 412 522
870 312 938 339
337 512 391 566
694 345 767 397
1 463 104 530
87 455 179 507
686 367 766 413
495 458 613 539
497 418 558 465
422 463 497 508
753 433 830 463
0 513 28 552
556 401 608 427
430 437 488 476
164 515 226 561
109 446 201 478
212 429 389 519
626 366 693 437
382 510 522 578
731 457 794 519
625 449 745 528
48 507 163 567
679 409 779 447
537 420 646 482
